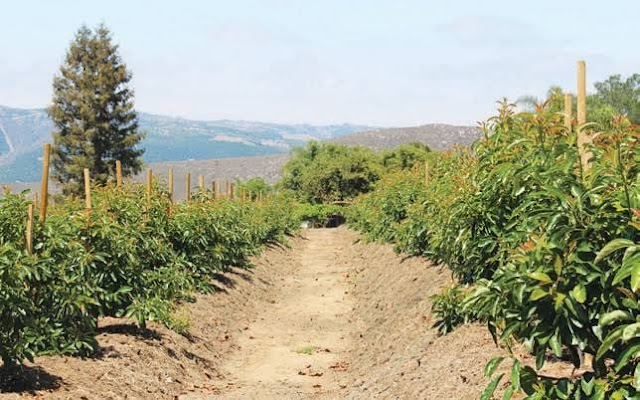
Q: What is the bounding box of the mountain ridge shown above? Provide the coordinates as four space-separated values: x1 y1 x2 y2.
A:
0 105 373 182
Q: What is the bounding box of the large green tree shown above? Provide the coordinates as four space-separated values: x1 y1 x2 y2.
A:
49 24 143 195
517 73 640 127
593 73 640 124
280 141 381 204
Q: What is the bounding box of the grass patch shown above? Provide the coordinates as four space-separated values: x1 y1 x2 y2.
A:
295 345 314 355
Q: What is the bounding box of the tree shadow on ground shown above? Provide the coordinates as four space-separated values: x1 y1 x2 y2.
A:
211 272 236 290
97 323 163 341
0 364 64 394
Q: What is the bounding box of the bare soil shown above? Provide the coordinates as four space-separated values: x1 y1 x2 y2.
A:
0 228 513 399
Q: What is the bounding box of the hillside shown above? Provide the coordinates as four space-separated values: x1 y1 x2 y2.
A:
0 105 371 182
331 123 481 150
2 123 480 196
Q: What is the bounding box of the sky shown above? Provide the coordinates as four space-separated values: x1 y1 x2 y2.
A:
0 0 638 126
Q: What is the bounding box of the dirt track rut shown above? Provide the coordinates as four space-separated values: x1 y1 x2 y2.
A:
205 229 353 399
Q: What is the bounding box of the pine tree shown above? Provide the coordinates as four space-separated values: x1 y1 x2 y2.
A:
49 24 144 195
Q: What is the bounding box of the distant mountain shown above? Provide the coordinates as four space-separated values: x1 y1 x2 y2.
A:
4 122 481 196
331 124 481 151
0 105 372 182
140 124 481 200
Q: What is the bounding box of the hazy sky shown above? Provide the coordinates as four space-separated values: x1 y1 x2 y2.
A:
1 0 638 126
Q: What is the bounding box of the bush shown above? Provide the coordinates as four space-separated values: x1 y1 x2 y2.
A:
295 203 344 227
346 100 639 398
280 141 381 204
0 182 300 365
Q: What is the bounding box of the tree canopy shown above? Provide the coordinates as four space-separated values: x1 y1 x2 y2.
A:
516 73 640 127
280 141 381 204
380 142 431 172
49 24 144 195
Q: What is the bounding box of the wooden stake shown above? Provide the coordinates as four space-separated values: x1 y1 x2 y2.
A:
577 61 586 125
424 161 430 186
26 203 34 255
225 179 230 198
212 179 217 199
168 168 174 204
185 172 191 202
564 93 573 131
577 60 592 171
146 168 153 211
241 188 246 205
115 160 123 188
39 143 50 223
198 175 204 192
84 168 91 214
229 182 235 200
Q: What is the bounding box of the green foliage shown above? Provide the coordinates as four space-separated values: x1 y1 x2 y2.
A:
594 73 640 124
281 141 381 204
49 24 144 195
347 168 428 244
430 284 471 335
238 177 272 200
379 142 431 172
294 203 344 227
346 97 639 397
0 182 299 365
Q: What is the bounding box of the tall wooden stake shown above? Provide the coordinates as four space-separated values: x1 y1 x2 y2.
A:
241 188 246 205
229 182 235 200
26 203 34 255
168 168 174 204
39 143 50 223
84 168 91 215
146 169 153 211
185 172 191 202
198 175 204 192
115 160 123 188
564 93 573 131
577 61 586 125
212 179 217 199
577 60 591 171
424 161 430 186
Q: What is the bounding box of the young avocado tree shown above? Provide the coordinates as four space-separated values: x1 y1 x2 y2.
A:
49 24 144 195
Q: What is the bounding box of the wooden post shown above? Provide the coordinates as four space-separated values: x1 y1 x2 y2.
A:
39 143 50 223
115 160 123 188
84 168 91 215
241 188 246 205
26 203 34 255
212 179 217 199
146 168 153 211
225 179 230 198
229 182 235 200
198 175 204 193
577 61 586 125
185 172 191 202
564 93 573 131
577 60 591 171
168 168 174 204
424 161 430 186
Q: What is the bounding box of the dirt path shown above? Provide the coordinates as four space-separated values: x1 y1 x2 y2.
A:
1 228 509 399
202 229 353 399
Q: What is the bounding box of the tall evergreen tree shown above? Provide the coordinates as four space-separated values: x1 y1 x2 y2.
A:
49 24 143 195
